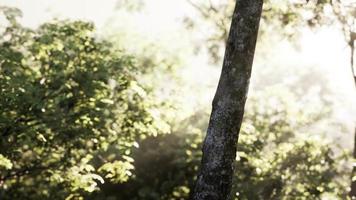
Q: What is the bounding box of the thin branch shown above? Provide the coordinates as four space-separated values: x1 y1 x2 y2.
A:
350 36 356 87
186 0 210 19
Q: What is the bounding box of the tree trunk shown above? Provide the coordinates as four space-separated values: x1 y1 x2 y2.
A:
348 31 356 199
191 1 263 200
350 128 356 198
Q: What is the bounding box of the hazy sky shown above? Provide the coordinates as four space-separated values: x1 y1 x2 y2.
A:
0 0 191 29
1 0 355 147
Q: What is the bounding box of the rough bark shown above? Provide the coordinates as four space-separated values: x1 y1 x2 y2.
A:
191 1 263 200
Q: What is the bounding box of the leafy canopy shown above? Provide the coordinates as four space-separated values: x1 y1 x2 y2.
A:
0 7 168 199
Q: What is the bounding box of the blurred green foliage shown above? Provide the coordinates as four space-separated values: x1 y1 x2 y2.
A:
86 88 347 200
231 89 346 200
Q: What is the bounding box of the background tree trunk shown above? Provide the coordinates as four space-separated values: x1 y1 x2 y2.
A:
348 32 356 199
350 128 356 198
191 0 263 200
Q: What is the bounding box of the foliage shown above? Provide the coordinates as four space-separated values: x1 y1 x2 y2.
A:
0 4 350 200
231 88 346 199
87 89 347 200
115 0 145 11
0 7 168 199
87 132 201 200
184 0 335 63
